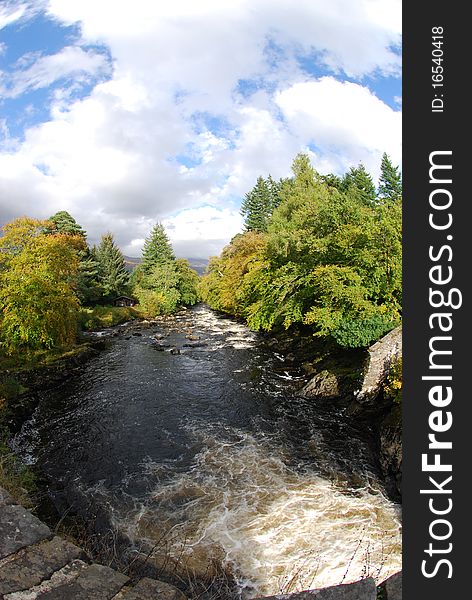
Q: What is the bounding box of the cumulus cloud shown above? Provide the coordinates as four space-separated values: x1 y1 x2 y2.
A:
0 0 402 257
275 77 401 178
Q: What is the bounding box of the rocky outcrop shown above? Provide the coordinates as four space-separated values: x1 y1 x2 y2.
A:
355 327 402 403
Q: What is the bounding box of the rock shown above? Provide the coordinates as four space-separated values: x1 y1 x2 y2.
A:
0 486 16 507
0 536 83 595
255 578 377 600
36 562 129 599
131 332 142 337
169 348 181 355
298 370 340 399
356 327 402 402
186 335 200 341
379 406 402 498
182 342 208 348
0 505 51 559
117 578 187 600
378 571 402 599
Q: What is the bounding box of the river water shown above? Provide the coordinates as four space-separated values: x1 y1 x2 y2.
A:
13 305 401 597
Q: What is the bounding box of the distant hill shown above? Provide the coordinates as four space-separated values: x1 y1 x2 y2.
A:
123 256 208 275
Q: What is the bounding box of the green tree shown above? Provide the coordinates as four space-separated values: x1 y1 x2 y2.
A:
142 223 175 273
95 233 129 300
44 211 101 304
342 164 376 206
378 153 402 203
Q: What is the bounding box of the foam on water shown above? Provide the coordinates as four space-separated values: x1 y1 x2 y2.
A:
121 427 401 598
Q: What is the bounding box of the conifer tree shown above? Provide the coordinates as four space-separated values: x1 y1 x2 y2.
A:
378 152 402 203
342 164 376 205
142 223 175 273
95 233 129 299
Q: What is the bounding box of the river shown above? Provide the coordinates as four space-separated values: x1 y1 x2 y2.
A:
12 305 401 598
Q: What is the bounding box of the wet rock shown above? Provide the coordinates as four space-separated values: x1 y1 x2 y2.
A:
182 342 208 348
379 406 402 498
117 578 187 600
169 348 181 355
0 536 83 595
298 370 340 399
0 505 51 559
254 578 377 600
131 332 142 337
377 571 401 599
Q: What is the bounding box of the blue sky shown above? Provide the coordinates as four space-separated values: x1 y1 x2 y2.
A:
0 0 401 258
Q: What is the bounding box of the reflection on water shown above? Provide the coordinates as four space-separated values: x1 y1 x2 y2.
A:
13 305 401 597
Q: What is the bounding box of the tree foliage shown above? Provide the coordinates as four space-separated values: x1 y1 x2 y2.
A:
94 233 129 300
0 219 81 355
134 223 199 316
201 153 402 348
142 223 175 273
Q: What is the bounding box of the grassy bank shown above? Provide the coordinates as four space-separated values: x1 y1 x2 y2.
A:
79 305 144 330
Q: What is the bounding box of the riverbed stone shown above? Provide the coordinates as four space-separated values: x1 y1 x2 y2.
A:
254 578 377 600
0 536 83 595
116 578 187 600
377 572 401 599
0 505 51 559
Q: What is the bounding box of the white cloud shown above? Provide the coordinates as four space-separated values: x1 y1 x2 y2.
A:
0 0 402 257
0 4 26 30
163 206 244 258
1 46 111 98
275 77 401 178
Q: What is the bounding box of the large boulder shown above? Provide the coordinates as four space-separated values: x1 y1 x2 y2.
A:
355 327 402 404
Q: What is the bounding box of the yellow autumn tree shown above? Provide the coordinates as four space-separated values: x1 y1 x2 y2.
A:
0 217 83 355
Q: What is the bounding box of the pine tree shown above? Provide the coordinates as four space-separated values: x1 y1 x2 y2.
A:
241 176 274 232
342 164 376 205
43 211 87 237
142 223 175 273
378 153 402 203
95 233 129 299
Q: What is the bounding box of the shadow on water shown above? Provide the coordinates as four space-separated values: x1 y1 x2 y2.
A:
12 305 401 598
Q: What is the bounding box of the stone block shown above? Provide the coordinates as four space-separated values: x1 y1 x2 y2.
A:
118 577 187 600
0 505 51 559
0 536 83 595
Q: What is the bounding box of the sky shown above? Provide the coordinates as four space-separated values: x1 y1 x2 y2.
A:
0 0 401 259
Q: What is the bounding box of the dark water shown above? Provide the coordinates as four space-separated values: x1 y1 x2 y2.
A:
13 305 401 596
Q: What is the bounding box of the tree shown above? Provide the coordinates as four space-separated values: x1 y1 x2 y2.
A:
378 153 402 203
43 211 87 237
342 164 376 206
142 223 175 273
95 233 129 300
44 211 101 304
0 218 81 355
